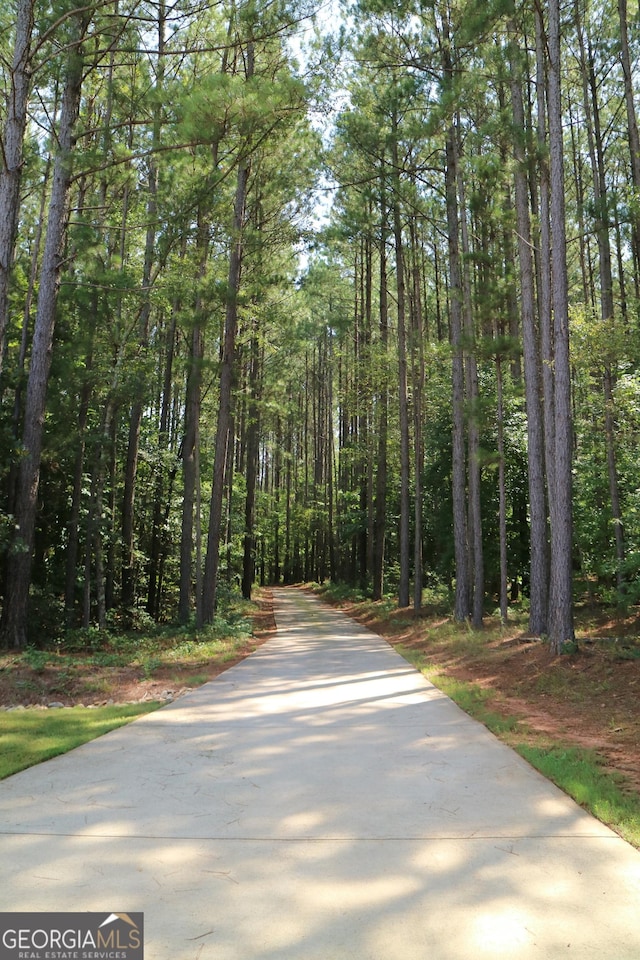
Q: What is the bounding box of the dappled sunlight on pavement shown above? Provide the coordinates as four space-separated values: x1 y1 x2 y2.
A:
1 587 639 958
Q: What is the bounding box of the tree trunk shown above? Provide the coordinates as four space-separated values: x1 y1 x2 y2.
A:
1 26 86 647
391 121 411 609
508 16 549 635
445 123 471 621
273 416 282 585
179 324 204 623
0 0 34 374
6 152 51 544
491 351 507 625
372 168 389 601
201 157 250 621
618 0 640 293
85 398 117 629
534 5 556 544
121 2 165 615
358 235 372 591
326 330 337 582
64 320 95 623
458 166 483 628
241 328 261 600
547 0 575 651
578 25 626 593
410 215 425 613
147 311 177 618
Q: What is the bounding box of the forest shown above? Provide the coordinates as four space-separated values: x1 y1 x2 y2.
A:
0 0 639 654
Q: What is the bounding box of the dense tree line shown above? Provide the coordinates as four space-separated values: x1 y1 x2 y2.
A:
1 0 639 654
321 0 640 652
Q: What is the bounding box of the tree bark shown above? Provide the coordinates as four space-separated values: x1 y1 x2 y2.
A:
547 0 575 651
0 0 34 374
179 323 204 623
496 355 509 623
617 0 640 295
85 398 117 629
534 5 556 544
147 311 177 618
201 156 250 622
121 2 165 615
508 16 549 634
458 166 483 628
1 24 86 647
64 318 95 623
445 122 471 621
372 168 389 601
391 119 411 609
241 326 261 600
410 214 425 612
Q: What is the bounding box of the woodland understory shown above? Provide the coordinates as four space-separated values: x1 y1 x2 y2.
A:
1 0 640 669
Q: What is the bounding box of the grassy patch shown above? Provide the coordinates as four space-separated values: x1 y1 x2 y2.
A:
0 703 162 780
516 744 640 848
180 673 211 688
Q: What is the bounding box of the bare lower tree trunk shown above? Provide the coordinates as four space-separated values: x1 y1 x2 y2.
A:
392 119 411 609
372 170 389 601
458 168 483 628
65 323 95 623
604 374 625 592
147 311 177 618
121 3 165 615
358 236 372 591
179 322 204 624
445 123 470 621
1 28 86 647
410 215 425 613
509 16 549 635
241 327 261 600
326 331 337 582
496 355 509 622
201 157 250 622
85 398 116 630
547 0 575 652
535 6 556 556
6 153 51 544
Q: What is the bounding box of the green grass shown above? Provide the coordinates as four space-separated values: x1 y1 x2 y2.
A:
400 644 640 849
0 703 162 780
516 744 640 848
0 596 260 780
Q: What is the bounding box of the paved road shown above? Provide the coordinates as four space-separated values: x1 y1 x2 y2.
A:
1 587 639 958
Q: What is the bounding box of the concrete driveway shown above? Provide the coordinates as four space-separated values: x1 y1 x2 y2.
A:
1 587 639 958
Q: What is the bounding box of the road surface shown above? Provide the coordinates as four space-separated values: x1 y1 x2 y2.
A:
0 587 639 958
